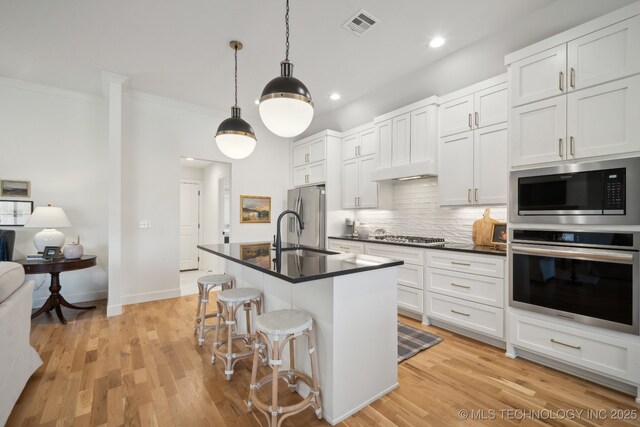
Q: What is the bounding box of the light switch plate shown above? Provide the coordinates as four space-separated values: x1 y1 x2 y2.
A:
138 220 151 229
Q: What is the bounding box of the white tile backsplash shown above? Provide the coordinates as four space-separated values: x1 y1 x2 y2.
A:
355 177 507 244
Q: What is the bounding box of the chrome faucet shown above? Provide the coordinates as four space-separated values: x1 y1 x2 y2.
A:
274 210 304 255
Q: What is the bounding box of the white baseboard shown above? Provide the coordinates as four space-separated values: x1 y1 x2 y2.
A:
180 284 200 296
107 304 123 317
32 290 107 307
121 288 181 305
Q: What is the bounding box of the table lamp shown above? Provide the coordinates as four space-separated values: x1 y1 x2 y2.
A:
24 204 71 252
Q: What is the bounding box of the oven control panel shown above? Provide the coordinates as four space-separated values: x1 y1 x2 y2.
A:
603 168 625 212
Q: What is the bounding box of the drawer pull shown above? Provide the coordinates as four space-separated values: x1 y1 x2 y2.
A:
550 338 581 350
450 309 470 317
450 283 470 289
339 246 351 250
451 261 471 266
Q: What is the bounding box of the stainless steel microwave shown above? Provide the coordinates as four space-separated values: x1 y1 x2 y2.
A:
510 157 640 225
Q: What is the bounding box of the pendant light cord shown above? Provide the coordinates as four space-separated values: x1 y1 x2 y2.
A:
234 44 238 106
285 0 290 61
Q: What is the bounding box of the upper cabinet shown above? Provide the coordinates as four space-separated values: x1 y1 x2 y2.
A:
507 9 640 168
372 97 439 181
292 131 334 187
438 74 508 206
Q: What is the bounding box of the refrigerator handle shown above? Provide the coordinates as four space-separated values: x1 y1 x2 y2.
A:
296 195 303 237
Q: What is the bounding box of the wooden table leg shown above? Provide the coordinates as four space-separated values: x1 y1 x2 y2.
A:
31 272 96 324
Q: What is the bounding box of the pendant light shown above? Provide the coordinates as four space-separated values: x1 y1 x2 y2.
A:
259 0 313 138
215 40 257 159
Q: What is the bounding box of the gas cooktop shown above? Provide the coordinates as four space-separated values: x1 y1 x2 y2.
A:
369 235 445 246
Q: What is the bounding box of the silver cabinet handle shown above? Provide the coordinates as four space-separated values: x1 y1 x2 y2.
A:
474 188 478 202
559 71 564 91
451 309 470 317
474 112 479 127
358 146 361 156
451 261 471 266
451 283 470 289
570 68 575 89
305 174 309 183
467 189 471 203
558 138 563 158
357 197 361 206
355 146 358 157
468 113 472 128
550 338 581 350
570 136 575 156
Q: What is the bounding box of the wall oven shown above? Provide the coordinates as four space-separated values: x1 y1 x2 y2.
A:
510 229 639 335
510 157 640 225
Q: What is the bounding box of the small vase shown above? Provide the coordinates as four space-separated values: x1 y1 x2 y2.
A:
63 243 84 260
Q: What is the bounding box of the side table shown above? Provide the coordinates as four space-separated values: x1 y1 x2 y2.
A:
15 255 98 324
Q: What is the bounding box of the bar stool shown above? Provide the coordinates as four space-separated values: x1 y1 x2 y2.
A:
211 287 263 381
194 274 234 346
248 309 322 426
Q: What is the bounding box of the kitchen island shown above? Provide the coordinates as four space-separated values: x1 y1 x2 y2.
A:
198 242 403 425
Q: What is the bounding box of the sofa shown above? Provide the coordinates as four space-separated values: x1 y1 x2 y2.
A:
0 262 43 425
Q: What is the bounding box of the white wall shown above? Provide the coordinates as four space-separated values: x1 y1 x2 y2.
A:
0 78 109 305
200 161 231 273
120 92 290 305
180 165 203 181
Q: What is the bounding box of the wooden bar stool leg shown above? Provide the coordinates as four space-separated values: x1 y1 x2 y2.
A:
287 337 297 389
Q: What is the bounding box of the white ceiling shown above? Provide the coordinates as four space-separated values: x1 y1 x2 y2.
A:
0 0 619 117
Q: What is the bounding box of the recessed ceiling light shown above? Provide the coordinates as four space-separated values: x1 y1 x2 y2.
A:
330 93 341 101
429 37 445 48
185 157 195 161
254 99 259 105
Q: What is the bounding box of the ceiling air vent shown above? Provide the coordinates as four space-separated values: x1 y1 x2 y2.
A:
342 10 379 36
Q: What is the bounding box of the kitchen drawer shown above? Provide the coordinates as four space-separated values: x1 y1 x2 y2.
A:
327 240 364 254
365 244 424 266
426 292 504 339
509 313 640 381
398 264 424 290
398 284 423 314
426 268 504 308
426 251 504 278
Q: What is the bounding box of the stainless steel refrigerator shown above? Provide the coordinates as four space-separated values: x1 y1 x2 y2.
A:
287 185 326 249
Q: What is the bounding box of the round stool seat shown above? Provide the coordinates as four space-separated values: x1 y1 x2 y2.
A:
217 287 261 303
256 309 312 335
198 274 233 287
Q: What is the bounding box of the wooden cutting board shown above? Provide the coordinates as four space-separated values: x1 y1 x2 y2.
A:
472 208 500 246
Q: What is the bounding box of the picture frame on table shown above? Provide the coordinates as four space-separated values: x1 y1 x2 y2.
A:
240 195 271 223
42 246 62 260
0 180 31 197
490 222 507 249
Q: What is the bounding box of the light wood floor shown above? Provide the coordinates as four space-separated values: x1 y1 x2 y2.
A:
7 295 640 426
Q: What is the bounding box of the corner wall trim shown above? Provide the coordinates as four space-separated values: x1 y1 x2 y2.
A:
121 288 182 306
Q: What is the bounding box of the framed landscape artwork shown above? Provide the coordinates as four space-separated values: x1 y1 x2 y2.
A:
1 180 31 197
0 200 33 226
240 195 271 223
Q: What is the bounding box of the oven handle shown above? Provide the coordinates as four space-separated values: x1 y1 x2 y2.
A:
511 244 635 264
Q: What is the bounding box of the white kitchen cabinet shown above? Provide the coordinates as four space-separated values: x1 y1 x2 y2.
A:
439 123 508 206
341 154 380 209
327 239 364 254
510 45 567 107
376 119 393 169
291 132 328 187
293 162 325 187
439 76 507 138
342 133 359 161
392 113 411 166
426 293 504 339
410 106 433 163
293 136 325 167
426 251 504 278
343 125 377 161
398 285 423 314
341 158 358 208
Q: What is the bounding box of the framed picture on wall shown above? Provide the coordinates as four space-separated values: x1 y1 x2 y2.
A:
240 195 271 223
1 180 31 197
0 200 33 226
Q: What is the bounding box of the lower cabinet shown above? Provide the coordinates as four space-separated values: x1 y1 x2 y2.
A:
327 239 364 254
425 250 506 340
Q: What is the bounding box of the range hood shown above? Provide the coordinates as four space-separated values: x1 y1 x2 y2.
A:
371 160 437 181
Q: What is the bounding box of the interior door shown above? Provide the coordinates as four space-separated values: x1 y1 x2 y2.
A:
180 181 200 271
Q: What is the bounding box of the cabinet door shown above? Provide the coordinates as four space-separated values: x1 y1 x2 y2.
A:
567 75 640 159
341 159 358 209
474 82 507 128
307 137 326 163
376 119 393 168
342 133 359 161
292 143 308 168
293 165 308 187
511 96 567 167
410 106 431 163
359 127 377 157
568 15 640 91
307 161 325 185
438 131 474 206
474 123 508 205
510 45 567 107
392 113 411 166
440 94 473 137
358 155 379 208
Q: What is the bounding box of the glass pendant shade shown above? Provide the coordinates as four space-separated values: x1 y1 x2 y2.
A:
215 106 256 159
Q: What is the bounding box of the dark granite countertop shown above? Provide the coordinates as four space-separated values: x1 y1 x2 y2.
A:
328 236 506 257
198 242 404 284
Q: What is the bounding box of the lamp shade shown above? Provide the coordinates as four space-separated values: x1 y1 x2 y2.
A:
215 106 257 159
24 206 71 228
259 61 314 138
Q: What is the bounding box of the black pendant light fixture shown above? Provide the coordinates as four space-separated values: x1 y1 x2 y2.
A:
259 0 314 138
215 40 257 159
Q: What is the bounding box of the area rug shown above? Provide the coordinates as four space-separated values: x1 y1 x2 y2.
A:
398 322 443 363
